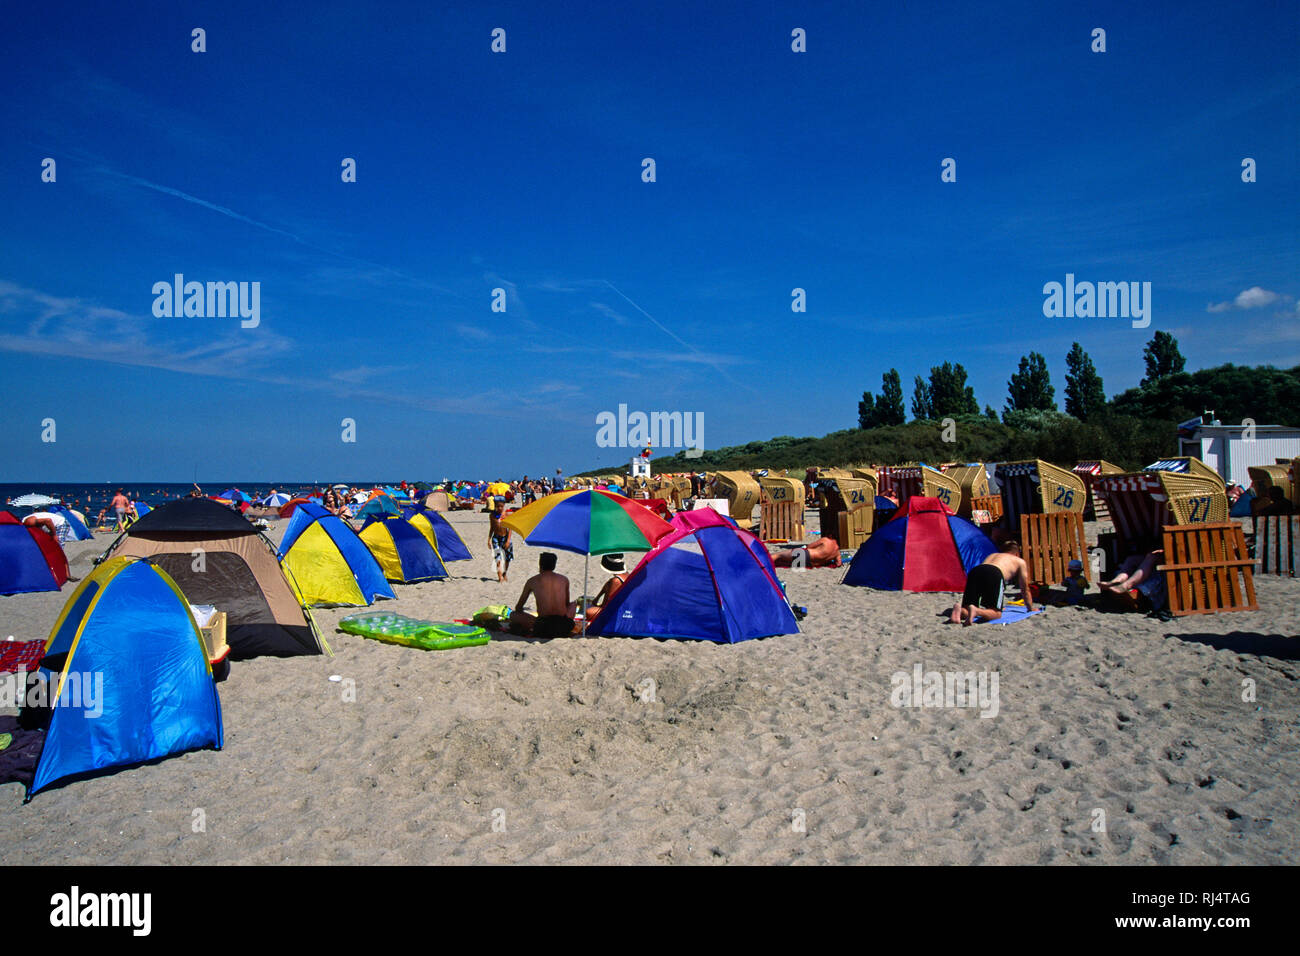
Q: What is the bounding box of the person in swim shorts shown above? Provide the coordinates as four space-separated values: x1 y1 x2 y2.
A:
110 489 130 527
489 505 514 582
950 541 1035 625
511 552 576 638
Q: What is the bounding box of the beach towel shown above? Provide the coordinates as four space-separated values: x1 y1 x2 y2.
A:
981 601 1042 625
0 640 46 674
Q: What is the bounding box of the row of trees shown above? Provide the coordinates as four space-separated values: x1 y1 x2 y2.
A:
858 332 1188 428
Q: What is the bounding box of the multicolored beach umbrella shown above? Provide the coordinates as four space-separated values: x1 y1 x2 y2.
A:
502 490 673 633
502 489 672 556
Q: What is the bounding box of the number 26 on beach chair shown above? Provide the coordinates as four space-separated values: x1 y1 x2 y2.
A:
993 460 1086 532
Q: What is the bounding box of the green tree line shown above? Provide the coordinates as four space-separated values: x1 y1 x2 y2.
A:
575 333 1300 476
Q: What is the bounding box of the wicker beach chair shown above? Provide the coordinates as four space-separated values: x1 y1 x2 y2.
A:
1073 460 1124 522
815 475 876 549
1094 467 1228 549
712 471 761 530
1247 464 1292 509
759 475 806 542
877 465 961 513
993 459 1086 531
941 463 991 517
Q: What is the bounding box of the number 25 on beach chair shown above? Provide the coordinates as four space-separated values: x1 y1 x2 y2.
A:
940 463 990 518
877 465 960 512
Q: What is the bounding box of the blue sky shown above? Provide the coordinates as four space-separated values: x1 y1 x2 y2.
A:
2 0 1296 481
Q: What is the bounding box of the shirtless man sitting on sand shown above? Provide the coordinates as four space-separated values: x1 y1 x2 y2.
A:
511 552 576 639
950 541 1036 625
771 535 840 568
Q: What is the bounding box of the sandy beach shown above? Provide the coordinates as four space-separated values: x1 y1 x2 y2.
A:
2 508 1297 865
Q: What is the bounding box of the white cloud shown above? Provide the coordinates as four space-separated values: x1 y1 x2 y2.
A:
1235 286 1281 308
589 302 631 325
1207 285 1284 312
0 279 295 377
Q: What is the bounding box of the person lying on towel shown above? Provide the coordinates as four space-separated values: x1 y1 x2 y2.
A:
771 535 841 568
950 541 1036 625
510 552 577 639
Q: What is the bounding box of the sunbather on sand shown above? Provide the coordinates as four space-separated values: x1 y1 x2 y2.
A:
1101 549 1163 595
772 535 841 568
950 541 1035 625
511 553 576 638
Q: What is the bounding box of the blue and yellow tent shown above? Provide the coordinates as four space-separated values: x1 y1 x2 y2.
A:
278 504 395 606
401 506 472 563
358 516 448 583
28 557 223 798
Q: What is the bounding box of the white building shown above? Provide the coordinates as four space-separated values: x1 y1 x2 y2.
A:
1177 422 1300 487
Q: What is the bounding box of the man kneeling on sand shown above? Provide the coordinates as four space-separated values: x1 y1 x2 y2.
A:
510 552 577 638
950 541 1036 625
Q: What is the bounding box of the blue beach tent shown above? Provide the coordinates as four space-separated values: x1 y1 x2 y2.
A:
358 516 448 583
355 495 401 520
401 506 473 562
28 557 223 798
587 510 798 643
49 505 93 540
278 504 394 606
0 510 69 595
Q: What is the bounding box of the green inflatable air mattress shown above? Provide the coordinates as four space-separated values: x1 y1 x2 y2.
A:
338 612 490 651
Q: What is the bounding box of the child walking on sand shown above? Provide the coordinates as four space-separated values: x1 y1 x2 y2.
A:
489 505 513 582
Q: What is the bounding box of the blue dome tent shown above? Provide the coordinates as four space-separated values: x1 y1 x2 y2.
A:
587 510 797 643
28 557 223 798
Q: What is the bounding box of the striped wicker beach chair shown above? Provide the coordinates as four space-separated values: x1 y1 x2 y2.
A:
1074 460 1124 521
877 465 961 513
992 460 1086 532
1094 464 1228 549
